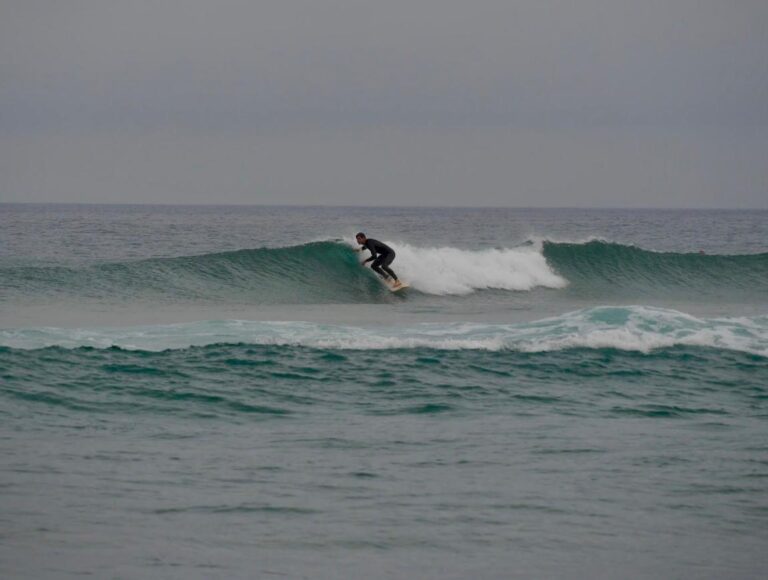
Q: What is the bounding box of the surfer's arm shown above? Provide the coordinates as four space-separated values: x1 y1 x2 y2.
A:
361 243 376 263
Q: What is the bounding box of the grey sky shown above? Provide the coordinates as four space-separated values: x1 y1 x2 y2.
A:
1 0 766 207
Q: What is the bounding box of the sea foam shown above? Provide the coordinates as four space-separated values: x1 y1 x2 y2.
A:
365 241 567 295
3 306 766 356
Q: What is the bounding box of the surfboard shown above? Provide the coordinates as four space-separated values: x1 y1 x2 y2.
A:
385 279 410 292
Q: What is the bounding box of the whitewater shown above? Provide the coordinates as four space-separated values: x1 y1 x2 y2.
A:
3 307 768 356
1 204 767 579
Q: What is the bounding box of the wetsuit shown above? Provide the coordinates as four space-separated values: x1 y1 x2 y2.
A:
362 238 398 281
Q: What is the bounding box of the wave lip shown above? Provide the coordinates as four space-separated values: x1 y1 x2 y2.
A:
2 307 766 357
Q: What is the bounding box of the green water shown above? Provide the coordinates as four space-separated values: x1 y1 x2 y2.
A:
1 205 767 578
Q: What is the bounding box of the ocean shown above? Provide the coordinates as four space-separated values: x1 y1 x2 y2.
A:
1 204 767 579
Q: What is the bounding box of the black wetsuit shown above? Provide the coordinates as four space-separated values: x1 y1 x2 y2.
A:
362 238 398 281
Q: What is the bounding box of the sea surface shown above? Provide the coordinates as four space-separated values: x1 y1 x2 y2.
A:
1 204 767 579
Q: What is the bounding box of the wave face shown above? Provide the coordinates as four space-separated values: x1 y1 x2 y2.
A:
3 307 766 356
1 242 384 303
543 240 768 298
0 240 566 302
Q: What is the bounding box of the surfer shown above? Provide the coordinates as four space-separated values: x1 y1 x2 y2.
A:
356 232 402 287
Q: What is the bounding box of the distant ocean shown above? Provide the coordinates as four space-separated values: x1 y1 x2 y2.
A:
1 204 767 579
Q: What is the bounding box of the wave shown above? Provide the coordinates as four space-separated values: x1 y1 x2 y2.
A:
2 307 766 356
0 240 565 302
2 239 766 304
543 240 768 298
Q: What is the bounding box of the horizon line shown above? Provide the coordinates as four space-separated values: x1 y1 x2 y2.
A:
2 201 766 211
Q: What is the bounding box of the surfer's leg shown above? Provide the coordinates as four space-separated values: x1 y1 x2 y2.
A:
381 265 397 280
380 253 398 281
370 257 390 279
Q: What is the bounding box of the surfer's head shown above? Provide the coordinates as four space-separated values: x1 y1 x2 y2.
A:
355 232 366 244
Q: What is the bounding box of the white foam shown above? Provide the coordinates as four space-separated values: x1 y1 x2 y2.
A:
512 306 768 355
359 241 567 295
2 307 767 356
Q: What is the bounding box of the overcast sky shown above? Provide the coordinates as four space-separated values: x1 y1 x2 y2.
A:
1 0 766 207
